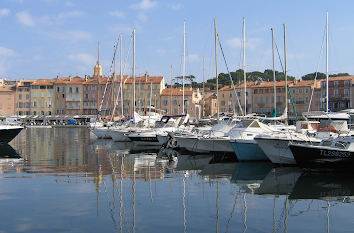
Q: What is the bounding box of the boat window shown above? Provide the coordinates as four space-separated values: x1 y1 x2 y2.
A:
321 140 332 146
334 141 347 149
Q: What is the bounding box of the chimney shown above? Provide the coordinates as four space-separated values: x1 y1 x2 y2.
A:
84 75 88 81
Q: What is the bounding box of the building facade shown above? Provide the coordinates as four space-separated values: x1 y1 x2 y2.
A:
31 79 54 116
16 80 33 116
320 76 354 112
160 88 202 119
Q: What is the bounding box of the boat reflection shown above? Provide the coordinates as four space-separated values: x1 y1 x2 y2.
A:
255 167 302 196
199 162 237 180
0 144 21 159
231 162 273 194
289 172 354 202
175 154 213 172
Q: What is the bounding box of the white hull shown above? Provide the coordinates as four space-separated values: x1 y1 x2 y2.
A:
176 136 233 153
91 127 112 139
255 138 297 164
109 129 131 142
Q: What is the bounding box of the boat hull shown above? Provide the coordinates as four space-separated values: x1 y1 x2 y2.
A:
255 138 297 164
176 136 234 153
289 144 354 169
231 140 269 161
0 127 23 145
91 127 112 139
109 130 131 142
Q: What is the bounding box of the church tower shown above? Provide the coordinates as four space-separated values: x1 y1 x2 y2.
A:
93 41 102 77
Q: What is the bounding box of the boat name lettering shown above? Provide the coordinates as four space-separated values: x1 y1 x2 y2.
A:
320 150 350 158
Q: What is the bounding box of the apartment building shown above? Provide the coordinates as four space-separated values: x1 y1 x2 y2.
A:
123 74 165 116
0 83 16 116
203 92 217 117
218 82 255 115
31 79 54 116
160 88 202 119
83 77 99 116
320 76 354 111
289 80 321 116
65 77 84 115
16 80 34 116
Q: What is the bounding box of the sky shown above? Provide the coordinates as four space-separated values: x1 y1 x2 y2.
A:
1 0 354 82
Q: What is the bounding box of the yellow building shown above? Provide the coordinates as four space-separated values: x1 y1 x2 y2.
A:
219 82 255 115
16 80 34 116
123 74 165 116
31 79 54 116
160 88 202 119
0 83 16 116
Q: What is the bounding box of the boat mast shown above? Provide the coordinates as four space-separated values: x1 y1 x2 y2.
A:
132 29 136 118
271 28 276 117
214 18 219 121
112 44 116 119
283 24 288 125
243 17 247 116
182 20 186 115
202 57 205 117
120 34 124 117
326 12 329 113
170 65 173 114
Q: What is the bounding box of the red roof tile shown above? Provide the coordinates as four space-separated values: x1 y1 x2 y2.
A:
161 88 193 96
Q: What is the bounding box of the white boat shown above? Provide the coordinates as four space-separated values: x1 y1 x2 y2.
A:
128 115 188 146
229 120 281 161
174 120 237 153
255 120 348 164
0 125 24 145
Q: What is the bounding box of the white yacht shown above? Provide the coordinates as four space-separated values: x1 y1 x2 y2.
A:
174 120 238 153
108 113 161 142
128 115 188 146
0 125 24 145
229 120 280 161
255 120 347 164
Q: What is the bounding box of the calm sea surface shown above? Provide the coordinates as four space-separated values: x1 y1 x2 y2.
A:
0 128 353 233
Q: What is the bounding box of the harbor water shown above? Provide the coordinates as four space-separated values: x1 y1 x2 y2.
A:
0 128 353 232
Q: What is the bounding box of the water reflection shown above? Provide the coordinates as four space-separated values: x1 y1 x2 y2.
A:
0 128 351 233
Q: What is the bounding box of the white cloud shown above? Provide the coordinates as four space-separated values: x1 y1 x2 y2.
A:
131 0 157 10
65 1 73 7
9 0 24 3
15 11 35 26
0 46 18 75
227 37 262 50
137 13 148 22
0 46 17 57
0 9 10 17
188 54 199 62
157 49 166 55
109 10 125 18
109 24 135 34
171 4 181 10
57 10 85 21
52 30 92 40
68 53 96 66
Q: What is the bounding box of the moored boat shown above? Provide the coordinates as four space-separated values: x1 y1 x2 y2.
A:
0 125 24 145
289 136 354 170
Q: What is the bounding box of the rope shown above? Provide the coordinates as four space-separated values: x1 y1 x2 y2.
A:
308 26 326 112
217 33 244 116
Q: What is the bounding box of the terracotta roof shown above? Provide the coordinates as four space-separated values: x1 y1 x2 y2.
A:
125 76 163 84
0 85 15 92
32 79 55 85
160 88 193 96
325 76 354 81
291 80 320 88
219 82 256 91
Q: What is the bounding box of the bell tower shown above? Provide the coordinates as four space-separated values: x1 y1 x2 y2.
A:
93 41 102 77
